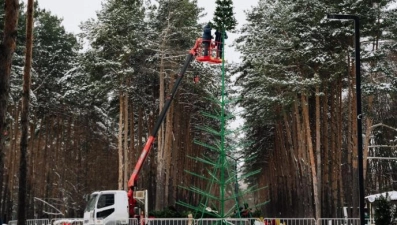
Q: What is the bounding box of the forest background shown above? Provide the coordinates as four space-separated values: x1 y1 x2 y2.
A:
0 0 397 222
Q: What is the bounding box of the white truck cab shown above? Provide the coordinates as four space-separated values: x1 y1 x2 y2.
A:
83 190 129 225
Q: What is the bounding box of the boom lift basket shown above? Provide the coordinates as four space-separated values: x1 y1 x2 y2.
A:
195 39 222 64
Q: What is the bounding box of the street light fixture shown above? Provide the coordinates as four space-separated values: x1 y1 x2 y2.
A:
327 14 365 225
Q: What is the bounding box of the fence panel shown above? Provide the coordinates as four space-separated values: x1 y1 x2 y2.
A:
51 218 84 225
146 218 191 225
317 218 361 225
27 219 50 225
129 219 139 225
250 218 316 225
195 218 250 225
8 219 51 225
145 218 250 225
7 217 376 225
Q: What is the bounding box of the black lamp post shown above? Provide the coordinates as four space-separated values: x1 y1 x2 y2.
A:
327 14 365 225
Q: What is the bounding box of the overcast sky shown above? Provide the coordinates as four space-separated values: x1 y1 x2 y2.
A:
26 0 258 63
23 0 256 129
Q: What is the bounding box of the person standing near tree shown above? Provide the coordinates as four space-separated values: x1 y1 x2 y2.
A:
202 22 213 56
215 30 228 58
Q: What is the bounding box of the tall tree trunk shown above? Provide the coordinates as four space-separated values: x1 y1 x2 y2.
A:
351 61 359 217
8 104 19 203
130 102 135 179
322 88 330 217
293 99 305 216
155 10 173 210
330 86 337 216
55 117 64 214
118 92 124 190
283 111 297 210
336 77 344 217
315 86 322 218
0 0 20 208
345 53 354 214
1 173 10 221
28 115 36 209
301 93 319 219
35 118 43 210
43 117 53 214
18 0 34 223
363 22 379 180
171 102 181 205
164 73 175 206
363 96 373 179
138 107 146 188
156 44 166 211
138 107 143 156
123 93 129 190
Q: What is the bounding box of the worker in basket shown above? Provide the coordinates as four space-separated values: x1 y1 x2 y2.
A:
202 22 213 57
214 29 228 58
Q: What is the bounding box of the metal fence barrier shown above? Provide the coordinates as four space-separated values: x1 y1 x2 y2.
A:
129 219 139 225
51 218 84 225
317 218 363 225
194 218 250 225
9 219 51 225
6 217 366 225
251 218 317 225
146 218 191 225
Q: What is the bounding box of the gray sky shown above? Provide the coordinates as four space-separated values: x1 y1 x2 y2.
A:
26 0 256 129
27 0 258 63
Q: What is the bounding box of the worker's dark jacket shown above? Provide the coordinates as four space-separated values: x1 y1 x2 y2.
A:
215 30 228 43
202 24 212 41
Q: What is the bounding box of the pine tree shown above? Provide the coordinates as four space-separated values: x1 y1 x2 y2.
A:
17 0 34 224
212 0 237 31
234 0 397 217
0 1 19 216
31 6 79 115
147 0 205 210
79 0 150 191
374 194 396 225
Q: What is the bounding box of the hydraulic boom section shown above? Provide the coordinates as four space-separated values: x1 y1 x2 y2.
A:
82 34 223 225
127 39 206 217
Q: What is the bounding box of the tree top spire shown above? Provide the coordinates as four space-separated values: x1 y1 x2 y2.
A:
212 0 237 31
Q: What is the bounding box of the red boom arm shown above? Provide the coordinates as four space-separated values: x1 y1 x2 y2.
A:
126 40 202 217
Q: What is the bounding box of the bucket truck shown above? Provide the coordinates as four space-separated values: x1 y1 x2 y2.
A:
83 37 222 225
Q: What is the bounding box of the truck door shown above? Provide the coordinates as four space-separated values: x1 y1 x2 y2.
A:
94 193 116 225
84 194 98 225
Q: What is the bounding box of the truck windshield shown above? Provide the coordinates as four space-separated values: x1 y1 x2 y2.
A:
84 194 98 212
